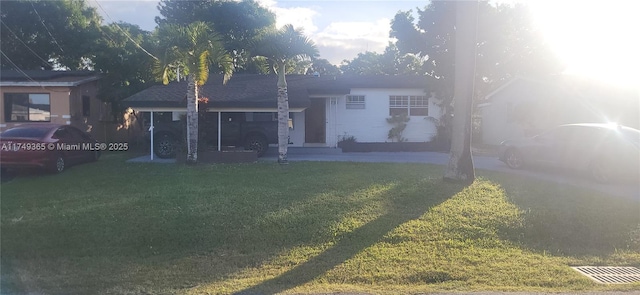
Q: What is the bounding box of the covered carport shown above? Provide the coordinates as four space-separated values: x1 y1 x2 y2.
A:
126 106 305 160
120 74 315 160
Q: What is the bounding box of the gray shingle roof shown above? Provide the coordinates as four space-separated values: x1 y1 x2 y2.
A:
122 74 428 109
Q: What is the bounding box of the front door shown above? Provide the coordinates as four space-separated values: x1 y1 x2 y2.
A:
305 98 326 143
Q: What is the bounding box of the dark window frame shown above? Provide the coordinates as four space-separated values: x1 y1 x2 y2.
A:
3 93 51 122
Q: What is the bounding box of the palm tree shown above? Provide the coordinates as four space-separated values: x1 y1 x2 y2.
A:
443 1 478 184
154 21 234 164
251 24 318 163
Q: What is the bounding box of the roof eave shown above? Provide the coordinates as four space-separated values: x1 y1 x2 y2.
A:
0 75 101 87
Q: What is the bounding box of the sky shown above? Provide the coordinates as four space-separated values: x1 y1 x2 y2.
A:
90 0 640 88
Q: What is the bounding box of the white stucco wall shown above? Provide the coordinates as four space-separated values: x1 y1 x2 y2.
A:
288 111 306 147
322 88 441 147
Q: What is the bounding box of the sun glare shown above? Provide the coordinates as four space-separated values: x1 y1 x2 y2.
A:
529 0 640 88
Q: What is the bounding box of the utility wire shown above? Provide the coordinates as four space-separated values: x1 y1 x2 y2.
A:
0 19 55 69
1 50 42 85
1 50 87 93
30 1 65 53
97 23 118 45
92 0 158 61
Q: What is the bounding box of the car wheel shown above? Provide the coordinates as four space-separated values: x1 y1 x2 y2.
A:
590 158 613 183
505 149 524 169
244 134 268 157
50 155 66 174
154 133 177 159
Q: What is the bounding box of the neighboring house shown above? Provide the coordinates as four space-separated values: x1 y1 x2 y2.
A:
478 76 639 145
0 70 108 140
122 74 442 147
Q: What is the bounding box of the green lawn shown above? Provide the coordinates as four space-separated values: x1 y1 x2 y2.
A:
1 153 639 294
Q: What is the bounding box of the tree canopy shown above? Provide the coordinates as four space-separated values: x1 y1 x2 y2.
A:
155 0 276 72
389 2 564 99
0 0 102 70
340 43 423 75
0 0 158 118
92 22 156 105
308 58 341 76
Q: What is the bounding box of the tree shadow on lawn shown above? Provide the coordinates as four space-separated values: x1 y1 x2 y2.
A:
490 172 640 258
1 162 463 294
233 178 463 295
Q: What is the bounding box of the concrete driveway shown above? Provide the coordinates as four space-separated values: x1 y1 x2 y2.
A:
261 147 640 201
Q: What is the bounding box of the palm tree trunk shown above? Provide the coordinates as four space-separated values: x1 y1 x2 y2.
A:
186 74 199 164
444 0 477 185
276 61 289 164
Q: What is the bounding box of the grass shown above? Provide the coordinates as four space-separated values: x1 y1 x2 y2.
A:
1 153 639 294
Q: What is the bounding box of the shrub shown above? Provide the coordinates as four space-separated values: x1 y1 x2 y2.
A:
387 114 410 142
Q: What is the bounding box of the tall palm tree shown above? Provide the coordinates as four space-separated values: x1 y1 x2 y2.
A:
251 24 318 163
443 1 478 184
154 21 234 164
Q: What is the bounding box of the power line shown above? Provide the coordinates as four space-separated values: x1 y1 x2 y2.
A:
97 22 118 45
92 0 158 61
30 1 65 53
1 50 42 85
1 50 84 93
0 19 55 69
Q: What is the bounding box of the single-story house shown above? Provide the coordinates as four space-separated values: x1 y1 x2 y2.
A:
0 70 112 140
478 76 639 145
122 74 442 148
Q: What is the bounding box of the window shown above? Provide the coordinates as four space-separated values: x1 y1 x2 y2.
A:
389 95 409 116
52 127 72 140
409 95 429 116
346 95 365 109
68 126 92 141
82 95 90 117
288 113 294 129
3 93 50 122
389 95 428 116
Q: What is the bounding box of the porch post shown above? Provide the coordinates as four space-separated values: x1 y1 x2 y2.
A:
217 111 222 151
149 111 154 160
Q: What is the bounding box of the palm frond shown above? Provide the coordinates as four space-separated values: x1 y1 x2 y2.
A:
198 51 210 86
153 21 234 85
250 24 319 63
246 56 270 74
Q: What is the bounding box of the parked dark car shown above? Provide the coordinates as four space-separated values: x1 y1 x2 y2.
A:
499 123 640 183
149 112 279 159
0 124 100 174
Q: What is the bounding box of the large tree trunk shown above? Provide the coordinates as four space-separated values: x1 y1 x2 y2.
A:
276 61 289 164
186 74 199 164
443 1 478 185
